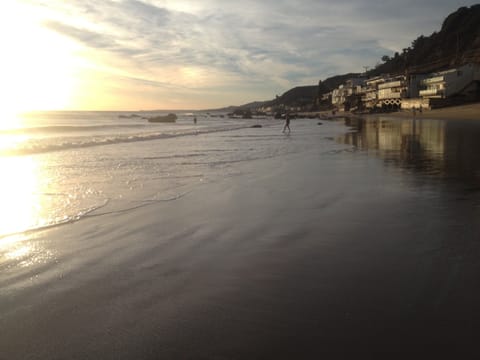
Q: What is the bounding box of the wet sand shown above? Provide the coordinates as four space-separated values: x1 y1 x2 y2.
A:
2 118 480 359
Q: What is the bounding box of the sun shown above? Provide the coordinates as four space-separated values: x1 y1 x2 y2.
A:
0 1 80 114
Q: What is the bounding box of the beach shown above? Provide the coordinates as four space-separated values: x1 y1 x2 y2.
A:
373 102 480 121
1 112 480 358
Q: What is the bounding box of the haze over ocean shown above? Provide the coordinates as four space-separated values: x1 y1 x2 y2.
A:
1 111 480 358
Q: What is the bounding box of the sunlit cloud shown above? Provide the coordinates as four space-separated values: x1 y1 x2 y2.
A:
4 0 478 110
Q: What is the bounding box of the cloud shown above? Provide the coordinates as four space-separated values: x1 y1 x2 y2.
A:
44 20 117 50
26 0 480 108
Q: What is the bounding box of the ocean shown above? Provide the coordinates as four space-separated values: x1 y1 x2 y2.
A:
2 111 480 358
0 110 347 242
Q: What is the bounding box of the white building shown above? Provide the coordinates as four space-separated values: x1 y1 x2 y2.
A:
363 73 432 110
362 76 384 109
331 78 365 110
377 75 407 108
419 63 480 99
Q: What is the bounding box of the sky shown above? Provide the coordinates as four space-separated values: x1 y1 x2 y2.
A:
0 0 478 111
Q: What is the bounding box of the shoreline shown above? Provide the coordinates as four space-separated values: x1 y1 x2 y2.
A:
358 102 480 121
301 102 480 121
377 102 480 121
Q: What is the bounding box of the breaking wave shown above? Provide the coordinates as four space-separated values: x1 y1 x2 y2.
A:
0 124 253 157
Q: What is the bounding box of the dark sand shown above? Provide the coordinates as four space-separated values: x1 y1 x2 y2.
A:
2 117 480 359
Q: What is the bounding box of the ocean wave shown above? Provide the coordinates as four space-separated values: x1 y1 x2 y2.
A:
0 125 251 157
85 191 191 218
0 124 148 135
0 200 110 240
0 191 191 240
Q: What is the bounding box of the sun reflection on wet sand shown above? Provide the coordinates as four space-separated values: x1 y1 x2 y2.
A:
1 234 55 268
0 156 41 236
0 155 57 270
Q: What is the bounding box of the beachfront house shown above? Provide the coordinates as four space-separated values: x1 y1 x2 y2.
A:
363 73 430 111
400 73 431 110
331 85 347 110
377 75 408 110
419 63 480 101
362 76 384 109
331 78 365 111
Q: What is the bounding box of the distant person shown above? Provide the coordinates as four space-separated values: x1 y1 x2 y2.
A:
412 107 416 116
193 116 197 124
282 113 291 133
419 105 423 114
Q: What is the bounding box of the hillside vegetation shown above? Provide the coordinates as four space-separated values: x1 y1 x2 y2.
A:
371 5 480 76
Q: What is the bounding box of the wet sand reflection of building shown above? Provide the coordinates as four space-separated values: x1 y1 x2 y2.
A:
341 116 480 183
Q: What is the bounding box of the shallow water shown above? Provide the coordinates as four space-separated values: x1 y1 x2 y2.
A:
0 111 283 237
0 112 346 281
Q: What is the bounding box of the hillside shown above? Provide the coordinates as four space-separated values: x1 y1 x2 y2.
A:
270 73 362 107
235 72 361 110
371 5 480 76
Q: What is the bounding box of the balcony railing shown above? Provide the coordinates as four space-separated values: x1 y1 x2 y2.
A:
378 92 403 100
422 76 445 85
378 80 403 89
363 93 377 100
419 88 443 96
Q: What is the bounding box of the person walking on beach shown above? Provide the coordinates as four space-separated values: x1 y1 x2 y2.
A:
282 113 291 133
193 116 197 124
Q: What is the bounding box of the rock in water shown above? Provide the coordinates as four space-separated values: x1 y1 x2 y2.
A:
147 113 177 123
